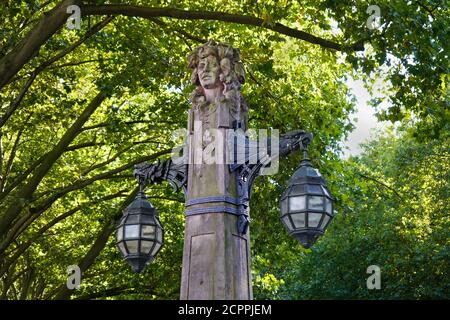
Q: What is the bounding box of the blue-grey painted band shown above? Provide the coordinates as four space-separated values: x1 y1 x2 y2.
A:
185 206 241 216
185 196 240 207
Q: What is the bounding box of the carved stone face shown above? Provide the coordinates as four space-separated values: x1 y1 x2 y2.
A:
197 55 221 89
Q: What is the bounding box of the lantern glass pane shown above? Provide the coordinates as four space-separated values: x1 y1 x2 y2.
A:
289 195 306 211
125 225 139 238
281 198 288 214
141 241 154 254
308 185 322 194
157 229 163 243
151 243 162 256
308 212 323 228
117 227 123 242
141 225 155 239
293 185 306 195
291 213 305 228
126 215 139 224
141 215 154 224
320 215 331 229
326 198 332 214
126 240 139 254
308 196 324 210
118 242 127 255
282 216 294 231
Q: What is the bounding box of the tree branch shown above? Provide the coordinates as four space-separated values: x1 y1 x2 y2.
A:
31 148 171 208
75 286 156 300
0 113 35 191
0 0 82 89
0 72 38 128
19 267 34 300
80 138 166 176
0 16 113 128
416 1 436 19
0 152 48 203
356 172 404 200
65 141 104 152
148 17 206 44
2 130 24 190
0 90 107 238
0 148 170 256
46 59 102 70
80 120 165 132
52 186 139 300
81 5 364 52
0 190 128 277
245 66 278 102
0 139 105 200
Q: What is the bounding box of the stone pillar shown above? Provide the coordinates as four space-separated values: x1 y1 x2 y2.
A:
180 40 251 300
180 99 252 300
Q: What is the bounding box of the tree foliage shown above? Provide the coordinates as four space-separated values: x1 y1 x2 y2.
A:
0 0 447 299
273 128 449 299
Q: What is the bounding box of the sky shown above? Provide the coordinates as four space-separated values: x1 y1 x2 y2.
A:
341 78 389 158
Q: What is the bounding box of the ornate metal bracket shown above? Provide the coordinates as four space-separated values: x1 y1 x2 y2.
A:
279 130 313 157
229 130 313 234
132 131 311 234
134 159 188 193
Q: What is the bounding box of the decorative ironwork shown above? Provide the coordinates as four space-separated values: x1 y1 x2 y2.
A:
134 159 187 193
229 130 314 234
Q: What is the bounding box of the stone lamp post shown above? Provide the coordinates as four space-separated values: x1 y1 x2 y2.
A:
116 40 335 300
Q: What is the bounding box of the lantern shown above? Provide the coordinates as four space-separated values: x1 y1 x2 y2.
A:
280 141 334 248
116 189 164 273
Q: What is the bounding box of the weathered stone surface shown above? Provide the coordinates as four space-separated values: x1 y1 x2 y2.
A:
180 214 251 299
181 40 252 300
